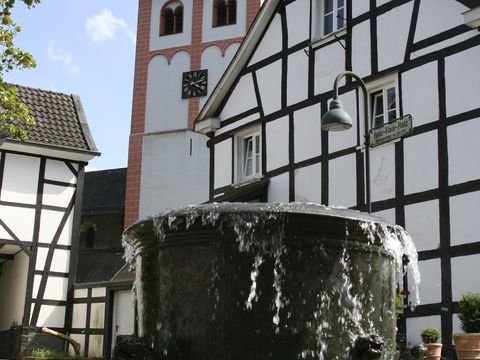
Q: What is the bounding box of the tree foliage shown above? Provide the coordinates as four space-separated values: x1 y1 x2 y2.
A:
0 0 40 140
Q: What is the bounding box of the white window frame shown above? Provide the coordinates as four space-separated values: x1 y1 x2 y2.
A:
234 127 262 184
367 74 400 130
312 0 347 43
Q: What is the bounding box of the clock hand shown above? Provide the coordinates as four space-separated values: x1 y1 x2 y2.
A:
190 79 205 85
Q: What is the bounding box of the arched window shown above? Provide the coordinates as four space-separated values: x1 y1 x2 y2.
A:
79 223 97 249
160 1 184 36
213 0 236 27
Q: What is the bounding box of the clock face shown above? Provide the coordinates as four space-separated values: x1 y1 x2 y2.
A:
182 70 208 98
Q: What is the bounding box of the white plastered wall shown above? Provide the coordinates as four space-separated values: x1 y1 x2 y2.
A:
352 0 369 18
38 210 74 246
450 191 480 246
414 0 467 42
409 258 441 305
287 49 309 107
139 131 209 217
266 116 289 172
295 164 321 203
268 173 289 202
451 254 480 302
200 43 241 108
404 200 440 252
145 52 190 133
314 41 345 95
403 130 438 195
285 0 309 47
351 19 371 78
256 60 282 115
214 138 232 189
0 153 39 205
0 205 35 242
0 251 29 330
220 73 258 119
45 159 77 184
411 1 476 59
376 2 413 71
31 305 66 328
293 103 321 163
328 153 357 208
249 12 283 65
370 142 395 202
448 119 480 186
401 61 439 127
445 45 480 117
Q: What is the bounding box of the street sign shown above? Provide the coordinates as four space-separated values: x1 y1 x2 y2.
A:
369 114 413 148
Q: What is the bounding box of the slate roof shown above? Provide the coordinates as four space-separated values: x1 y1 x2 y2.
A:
82 168 126 214
76 248 128 283
9 84 99 154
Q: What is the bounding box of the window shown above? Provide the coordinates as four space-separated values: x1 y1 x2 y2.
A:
236 128 261 182
160 1 183 36
370 85 398 128
213 0 236 27
79 223 97 249
321 0 346 37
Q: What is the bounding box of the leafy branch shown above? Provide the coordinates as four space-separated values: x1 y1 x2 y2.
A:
0 0 40 140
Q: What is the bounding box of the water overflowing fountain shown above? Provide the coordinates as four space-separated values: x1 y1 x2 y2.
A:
119 203 419 360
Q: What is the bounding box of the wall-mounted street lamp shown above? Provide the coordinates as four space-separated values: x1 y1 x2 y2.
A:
321 71 371 213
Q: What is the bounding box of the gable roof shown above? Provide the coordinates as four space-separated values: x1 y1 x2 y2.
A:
76 248 127 283
1 84 100 160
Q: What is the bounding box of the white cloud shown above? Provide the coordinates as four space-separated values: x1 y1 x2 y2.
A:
85 9 136 44
47 41 80 75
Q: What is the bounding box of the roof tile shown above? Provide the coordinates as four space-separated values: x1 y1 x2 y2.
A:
11 84 98 153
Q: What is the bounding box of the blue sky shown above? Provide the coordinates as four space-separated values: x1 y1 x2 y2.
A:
4 0 138 171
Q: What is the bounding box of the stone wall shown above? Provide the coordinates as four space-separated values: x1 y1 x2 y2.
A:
0 326 22 359
19 328 65 359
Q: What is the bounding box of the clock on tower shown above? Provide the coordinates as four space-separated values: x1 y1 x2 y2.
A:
181 69 208 98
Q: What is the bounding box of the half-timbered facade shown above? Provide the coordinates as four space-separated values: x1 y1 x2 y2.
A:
195 0 480 356
0 85 99 358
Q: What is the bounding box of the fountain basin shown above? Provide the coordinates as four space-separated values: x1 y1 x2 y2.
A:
123 203 400 359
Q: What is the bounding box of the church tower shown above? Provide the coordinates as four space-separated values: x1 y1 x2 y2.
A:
125 0 261 226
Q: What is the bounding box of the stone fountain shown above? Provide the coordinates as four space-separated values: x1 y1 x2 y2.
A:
119 203 419 360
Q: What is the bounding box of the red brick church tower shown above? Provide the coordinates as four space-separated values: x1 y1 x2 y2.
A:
125 0 261 226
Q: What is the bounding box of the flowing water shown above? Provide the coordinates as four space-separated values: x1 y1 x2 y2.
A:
122 202 420 360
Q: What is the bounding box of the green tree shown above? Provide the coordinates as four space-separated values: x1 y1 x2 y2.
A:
0 0 40 140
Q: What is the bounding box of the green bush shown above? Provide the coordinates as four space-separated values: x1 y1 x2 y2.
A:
458 292 480 333
421 327 441 344
31 348 71 358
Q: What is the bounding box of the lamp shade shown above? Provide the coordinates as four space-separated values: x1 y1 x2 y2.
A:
321 99 353 131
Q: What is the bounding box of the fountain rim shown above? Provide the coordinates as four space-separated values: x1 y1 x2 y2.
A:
123 202 399 242
127 202 389 228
